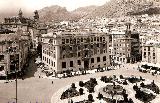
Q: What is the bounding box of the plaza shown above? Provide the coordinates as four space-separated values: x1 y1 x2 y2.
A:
0 63 160 103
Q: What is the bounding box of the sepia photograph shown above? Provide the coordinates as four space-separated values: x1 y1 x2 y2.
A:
0 0 160 103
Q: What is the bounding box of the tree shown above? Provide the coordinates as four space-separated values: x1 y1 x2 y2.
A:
123 80 128 85
140 82 145 87
71 83 76 89
79 81 84 87
79 88 84 95
133 85 138 91
128 98 133 103
97 92 103 100
123 93 128 102
88 94 94 102
120 75 124 79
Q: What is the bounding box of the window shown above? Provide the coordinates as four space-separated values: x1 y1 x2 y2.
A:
153 48 155 51
51 61 53 66
70 39 73 44
103 56 106 61
77 60 81 65
97 57 100 62
0 66 4 71
100 37 102 42
97 37 99 42
148 47 150 51
85 45 87 48
47 58 48 63
117 57 119 61
153 53 155 56
144 52 146 56
91 37 93 42
81 38 83 42
53 54 56 58
49 59 50 64
97 44 99 47
153 57 155 59
94 37 96 41
62 39 65 44
91 45 93 49
103 44 105 47
91 58 94 63
78 46 80 50
103 37 105 41
70 47 72 50
70 61 73 67
78 52 81 57
66 39 69 43
54 62 55 67
62 62 66 68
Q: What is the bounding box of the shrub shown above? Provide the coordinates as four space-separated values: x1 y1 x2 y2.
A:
88 94 94 102
140 82 145 87
123 80 128 85
71 83 76 88
79 81 84 87
97 92 103 100
79 88 84 95
120 75 124 79
128 98 134 103
133 85 139 91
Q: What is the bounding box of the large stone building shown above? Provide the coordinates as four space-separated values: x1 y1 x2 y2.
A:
41 30 110 73
0 27 31 77
109 24 141 65
0 9 38 78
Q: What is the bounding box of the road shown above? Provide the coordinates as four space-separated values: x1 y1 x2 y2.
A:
0 63 160 103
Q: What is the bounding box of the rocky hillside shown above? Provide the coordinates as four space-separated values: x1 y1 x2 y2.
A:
38 5 98 22
72 5 97 18
87 0 160 18
39 5 71 22
38 0 160 21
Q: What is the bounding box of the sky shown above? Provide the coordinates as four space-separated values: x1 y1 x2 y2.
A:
0 0 109 12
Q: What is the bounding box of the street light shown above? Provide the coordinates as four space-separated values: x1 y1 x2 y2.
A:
12 41 18 103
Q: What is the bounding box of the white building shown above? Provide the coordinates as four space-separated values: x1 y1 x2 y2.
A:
41 30 110 73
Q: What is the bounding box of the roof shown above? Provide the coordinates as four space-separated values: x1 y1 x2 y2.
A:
42 31 107 38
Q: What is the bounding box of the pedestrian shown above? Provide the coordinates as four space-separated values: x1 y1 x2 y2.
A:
39 75 40 78
52 81 53 84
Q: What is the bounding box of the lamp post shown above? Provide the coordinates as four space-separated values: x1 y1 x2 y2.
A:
15 64 18 103
12 41 18 103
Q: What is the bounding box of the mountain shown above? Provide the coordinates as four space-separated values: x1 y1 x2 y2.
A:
38 0 160 22
38 5 98 22
72 5 97 18
39 5 73 22
87 0 160 18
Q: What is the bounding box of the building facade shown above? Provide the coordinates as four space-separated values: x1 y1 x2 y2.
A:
0 27 31 77
42 31 110 73
109 24 141 64
142 44 160 64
